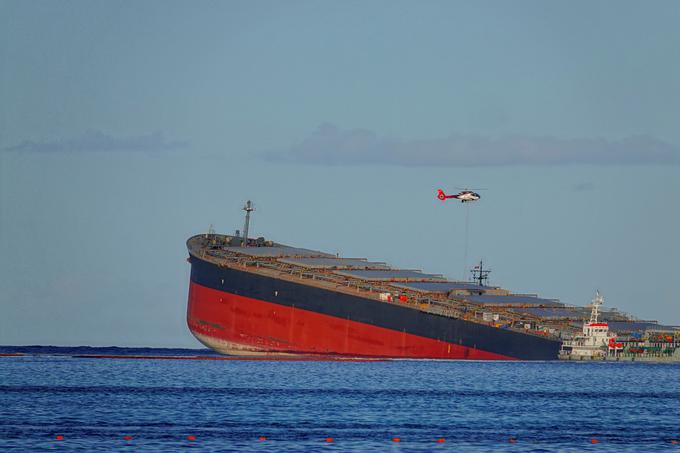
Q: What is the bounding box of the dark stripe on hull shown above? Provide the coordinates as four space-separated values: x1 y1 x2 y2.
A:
188 256 561 360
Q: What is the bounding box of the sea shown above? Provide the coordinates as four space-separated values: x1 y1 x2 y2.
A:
1 346 679 452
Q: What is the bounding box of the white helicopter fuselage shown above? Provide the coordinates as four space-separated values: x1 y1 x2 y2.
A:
457 192 480 202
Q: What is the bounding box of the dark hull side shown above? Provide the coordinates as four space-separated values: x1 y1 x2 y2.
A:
187 256 562 360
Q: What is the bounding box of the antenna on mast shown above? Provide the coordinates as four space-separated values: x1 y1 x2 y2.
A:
470 260 490 286
241 200 255 247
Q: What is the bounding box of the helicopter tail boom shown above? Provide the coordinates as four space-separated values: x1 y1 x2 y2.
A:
437 189 458 201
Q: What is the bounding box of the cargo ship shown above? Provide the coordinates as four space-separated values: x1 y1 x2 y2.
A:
186 202 677 360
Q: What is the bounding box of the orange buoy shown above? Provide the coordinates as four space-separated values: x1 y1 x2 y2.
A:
123 435 133 441
590 439 600 444
55 435 64 441
392 437 401 442
436 438 445 443
187 435 196 441
325 437 333 443
258 436 267 441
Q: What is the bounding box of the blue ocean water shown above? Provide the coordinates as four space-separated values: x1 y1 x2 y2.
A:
1 347 679 452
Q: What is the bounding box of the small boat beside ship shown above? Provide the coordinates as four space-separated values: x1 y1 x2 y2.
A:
559 291 680 362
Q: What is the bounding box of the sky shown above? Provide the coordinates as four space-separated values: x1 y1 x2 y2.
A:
1 1 679 347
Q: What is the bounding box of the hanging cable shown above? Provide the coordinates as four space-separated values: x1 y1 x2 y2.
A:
463 202 470 280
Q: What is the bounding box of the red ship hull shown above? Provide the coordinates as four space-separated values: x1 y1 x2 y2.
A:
187 281 515 360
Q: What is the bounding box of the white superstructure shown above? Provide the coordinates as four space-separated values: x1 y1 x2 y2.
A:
560 291 617 359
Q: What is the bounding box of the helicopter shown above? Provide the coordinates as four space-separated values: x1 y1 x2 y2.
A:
437 188 482 203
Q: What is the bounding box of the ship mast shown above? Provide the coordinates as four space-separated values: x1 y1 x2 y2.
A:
241 200 255 247
470 260 490 286
589 290 604 324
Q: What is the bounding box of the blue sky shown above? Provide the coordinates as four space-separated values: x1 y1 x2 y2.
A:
1 1 679 346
